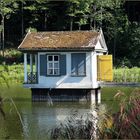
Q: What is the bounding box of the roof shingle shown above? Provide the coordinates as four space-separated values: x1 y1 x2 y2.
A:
18 31 100 51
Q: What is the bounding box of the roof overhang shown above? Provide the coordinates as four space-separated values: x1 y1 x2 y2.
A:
18 47 95 52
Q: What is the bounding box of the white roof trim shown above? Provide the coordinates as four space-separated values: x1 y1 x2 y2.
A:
99 29 108 51
18 31 31 49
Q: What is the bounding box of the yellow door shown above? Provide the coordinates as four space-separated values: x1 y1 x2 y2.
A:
97 55 113 81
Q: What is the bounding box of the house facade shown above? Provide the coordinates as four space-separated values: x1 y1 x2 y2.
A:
18 30 113 103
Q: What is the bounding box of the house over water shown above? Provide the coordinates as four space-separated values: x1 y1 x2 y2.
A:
18 29 113 103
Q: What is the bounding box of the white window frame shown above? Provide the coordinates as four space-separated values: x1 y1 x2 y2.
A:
47 55 60 76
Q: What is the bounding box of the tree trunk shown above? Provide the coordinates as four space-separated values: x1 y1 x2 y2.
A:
90 18 93 30
21 2 24 38
113 30 117 65
2 15 4 58
93 19 96 30
44 11 47 30
78 24 81 30
70 18 73 31
0 31 1 49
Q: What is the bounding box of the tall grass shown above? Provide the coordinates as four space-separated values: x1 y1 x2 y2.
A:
50 105 113 140
0 97 5 119
114 67 140 82
0 65 28 139
0 64 24 84
50 111 98 140
112 88 140 139
50 89 140 139
0 65 140 84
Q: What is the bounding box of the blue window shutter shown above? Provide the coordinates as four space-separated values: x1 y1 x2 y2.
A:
40 55 47 76
71 53 86 76
60 55 66 75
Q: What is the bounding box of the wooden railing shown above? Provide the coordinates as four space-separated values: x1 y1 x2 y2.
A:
27 72 38 84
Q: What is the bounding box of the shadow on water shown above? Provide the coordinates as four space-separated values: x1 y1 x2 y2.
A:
0 85 138 139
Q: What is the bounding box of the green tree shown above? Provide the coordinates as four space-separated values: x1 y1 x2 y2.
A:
122 22 140 66
67 0 92 30
0 0 19 57
94 0 129 64
23 0 49 31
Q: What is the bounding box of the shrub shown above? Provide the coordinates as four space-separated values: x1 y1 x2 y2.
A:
0 49 23 64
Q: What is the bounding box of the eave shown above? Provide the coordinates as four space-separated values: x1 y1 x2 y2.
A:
18 47 95 52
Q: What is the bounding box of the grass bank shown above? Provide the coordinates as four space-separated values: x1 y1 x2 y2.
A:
0 65 140 84
114 67 140 82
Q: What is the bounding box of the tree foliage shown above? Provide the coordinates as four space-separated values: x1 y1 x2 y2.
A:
0 0 20 56
1 0 140 67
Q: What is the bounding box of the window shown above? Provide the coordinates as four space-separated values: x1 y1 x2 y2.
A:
47 55 60 75
71 53 86 76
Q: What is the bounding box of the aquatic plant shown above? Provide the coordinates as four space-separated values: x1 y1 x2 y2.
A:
50 105 113 140
50 110 97 140
50 89 140 139
112 89 140 139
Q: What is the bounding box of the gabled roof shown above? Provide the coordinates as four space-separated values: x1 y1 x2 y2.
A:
18 30 104 51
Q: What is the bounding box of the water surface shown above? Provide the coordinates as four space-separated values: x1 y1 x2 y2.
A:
0 85 137 139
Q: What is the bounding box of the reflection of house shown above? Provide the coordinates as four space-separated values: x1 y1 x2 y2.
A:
18 29 113 103
20 102 99 139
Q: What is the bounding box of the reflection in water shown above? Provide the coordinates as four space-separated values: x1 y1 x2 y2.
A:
22 102 90 139
0 100 106 140
21 102 106 139
0 86 136 139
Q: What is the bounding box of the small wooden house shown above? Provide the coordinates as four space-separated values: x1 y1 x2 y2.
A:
18 29 113 103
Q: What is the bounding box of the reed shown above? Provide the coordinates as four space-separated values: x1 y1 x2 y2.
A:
50 111 97 139
0 66 28 139
112 88 140 139
50 105 113 140
50 89 140 139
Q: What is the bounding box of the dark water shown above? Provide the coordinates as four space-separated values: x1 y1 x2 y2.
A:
0 85 137 140
1 101 99 139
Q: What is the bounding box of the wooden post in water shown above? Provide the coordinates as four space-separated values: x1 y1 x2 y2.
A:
97 88 101 104
90 88 101 104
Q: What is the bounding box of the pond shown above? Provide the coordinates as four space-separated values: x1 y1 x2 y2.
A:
0 85 138 139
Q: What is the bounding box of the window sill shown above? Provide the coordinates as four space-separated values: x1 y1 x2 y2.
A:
46 75 61 77
71 75 86 77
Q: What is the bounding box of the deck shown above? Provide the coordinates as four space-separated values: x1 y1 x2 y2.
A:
100 82 140 87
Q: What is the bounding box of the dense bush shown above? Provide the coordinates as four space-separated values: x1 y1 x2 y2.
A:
0 64 24 84
0 49 23 64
